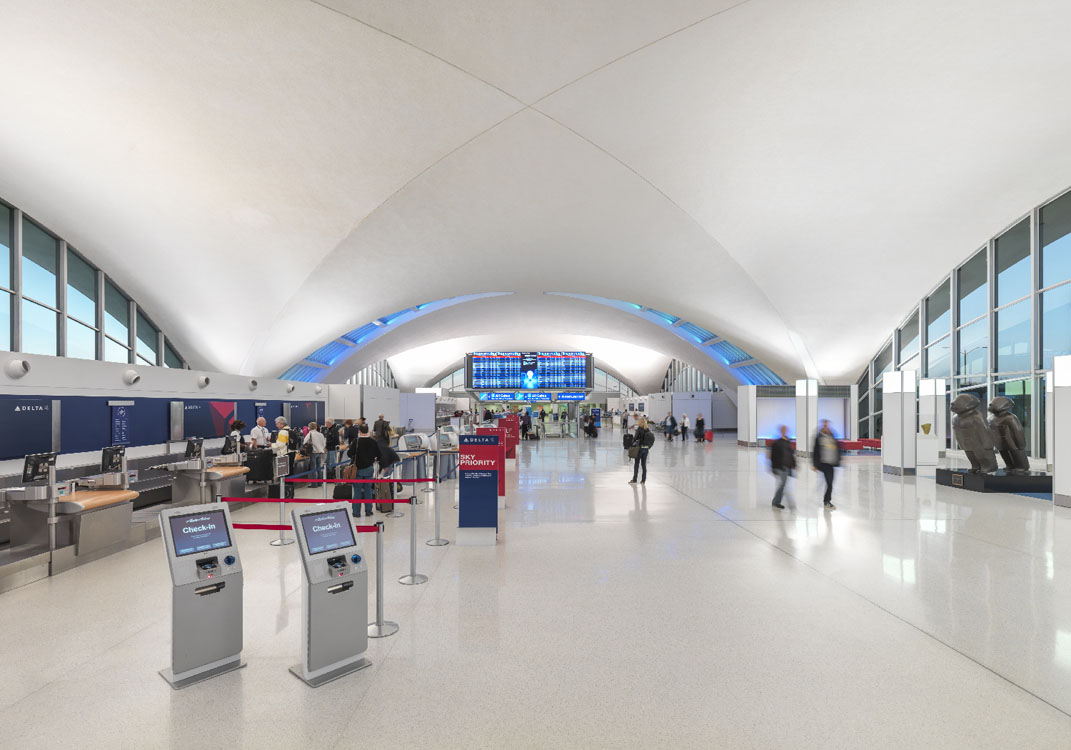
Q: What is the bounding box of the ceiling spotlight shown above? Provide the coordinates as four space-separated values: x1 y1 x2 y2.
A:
249 379 259 391
286 383 296 393
197 375 211 388
123 369 141 386
4 359 30 379
314 385 323 395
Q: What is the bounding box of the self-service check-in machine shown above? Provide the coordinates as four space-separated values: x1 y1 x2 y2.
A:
159 503 245 689
290 502 371 687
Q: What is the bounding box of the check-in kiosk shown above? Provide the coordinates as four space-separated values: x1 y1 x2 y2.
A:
155 438 251 506
159 503 245 689
290 502 370 687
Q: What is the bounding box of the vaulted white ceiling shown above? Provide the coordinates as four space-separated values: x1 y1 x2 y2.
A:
3 0 1071 388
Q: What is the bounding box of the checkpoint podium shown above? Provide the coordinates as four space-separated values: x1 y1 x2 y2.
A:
290 502 372 687
158 503 245 689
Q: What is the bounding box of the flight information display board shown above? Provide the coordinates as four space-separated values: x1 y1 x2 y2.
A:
467 352 591 390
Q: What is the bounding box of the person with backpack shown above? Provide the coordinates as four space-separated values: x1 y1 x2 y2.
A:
663 412 677 442
629 417 655 484
768 424 796 509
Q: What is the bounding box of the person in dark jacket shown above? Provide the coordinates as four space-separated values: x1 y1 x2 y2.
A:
373 414 391 447
694 413 705 443
347 424 382 517
768 424 796 509
663 412 677 441
629 418 654 484
812 420 840 510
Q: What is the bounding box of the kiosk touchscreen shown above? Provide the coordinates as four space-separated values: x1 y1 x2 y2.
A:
22 452 57 484
158 503 245 689
100 446 124 473
184 438 204 460
403 434 430 452
290 503 370 687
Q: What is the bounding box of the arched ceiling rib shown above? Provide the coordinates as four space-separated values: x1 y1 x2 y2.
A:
2 1 1071 386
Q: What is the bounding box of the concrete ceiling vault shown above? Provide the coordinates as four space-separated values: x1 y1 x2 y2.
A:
3 0 1071 389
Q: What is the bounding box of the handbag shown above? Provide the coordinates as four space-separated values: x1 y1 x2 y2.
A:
342 463 357 480
628 445 640 459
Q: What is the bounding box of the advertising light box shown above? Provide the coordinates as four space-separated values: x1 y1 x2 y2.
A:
556 392 587 402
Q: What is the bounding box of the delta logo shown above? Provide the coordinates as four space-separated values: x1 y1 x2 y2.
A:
13 405 48 412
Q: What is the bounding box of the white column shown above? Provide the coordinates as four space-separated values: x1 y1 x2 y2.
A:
1046 373 1054 473
736 385 758 446
1054 357 1071 507
849 384 859 441
882 370 917 476
795 379 818 456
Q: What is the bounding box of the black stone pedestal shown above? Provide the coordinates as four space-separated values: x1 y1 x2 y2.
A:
936 468 1052 494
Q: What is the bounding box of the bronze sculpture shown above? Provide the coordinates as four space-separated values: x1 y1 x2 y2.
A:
988 396 1030 474
951 394 997 474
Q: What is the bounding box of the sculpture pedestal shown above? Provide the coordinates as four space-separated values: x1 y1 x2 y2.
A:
936 468 1052 494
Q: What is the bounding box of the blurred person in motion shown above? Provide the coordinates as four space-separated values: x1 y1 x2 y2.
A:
695 413 706 443
812 419 840 510
629 417 655 484
663 411 677 442
768 424 796 510
679 413 690 442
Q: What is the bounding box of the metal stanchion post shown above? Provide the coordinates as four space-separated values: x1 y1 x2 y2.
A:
321 458 327 501
399 496 428 585
270 476 294 546
215 493 222 504
386 462 404 518
427 448 449 545
368 522 399 638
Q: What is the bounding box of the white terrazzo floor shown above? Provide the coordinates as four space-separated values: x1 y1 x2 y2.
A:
3 432 1071 748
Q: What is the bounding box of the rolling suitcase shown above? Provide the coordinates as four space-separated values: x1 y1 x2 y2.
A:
375 480 394 513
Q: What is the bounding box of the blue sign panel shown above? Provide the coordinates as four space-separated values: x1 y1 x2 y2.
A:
484 393 516 402
556 392 587 402
458 471 498 529
0 397 52 460
111 404 132 446
591 408 601 428
517 392 552 402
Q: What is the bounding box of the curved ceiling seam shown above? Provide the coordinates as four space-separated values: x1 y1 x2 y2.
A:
234 105 527 375
306 0 527 106
528 0 755 108
526 107 823 383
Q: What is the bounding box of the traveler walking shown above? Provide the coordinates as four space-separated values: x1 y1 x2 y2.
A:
629 417 655 484
812 420 840 510
768 425 796 509
695 413 706 443
663 412 677 442
680 413 690 442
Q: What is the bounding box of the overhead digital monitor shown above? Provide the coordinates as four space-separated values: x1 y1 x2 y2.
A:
22 452 57 483
298 509 356 555
101 446 125 473
184 438 204 460
169 510 232 557
467 352 592 390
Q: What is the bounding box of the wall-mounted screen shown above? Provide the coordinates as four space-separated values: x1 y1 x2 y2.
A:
184 438 204 459
169 510 231 557
183 400 237 439
101 445 124 473
467 352 591 390
299 509 356 555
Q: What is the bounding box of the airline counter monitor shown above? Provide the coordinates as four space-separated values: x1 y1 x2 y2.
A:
290 502 371 687
159 503 245 689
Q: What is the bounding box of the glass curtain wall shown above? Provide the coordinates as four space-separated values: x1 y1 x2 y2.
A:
0 198 184 368
859 185 1071 458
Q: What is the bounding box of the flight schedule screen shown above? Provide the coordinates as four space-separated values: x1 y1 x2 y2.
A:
169 511 231 557
299 510 356 555
469 352 590 390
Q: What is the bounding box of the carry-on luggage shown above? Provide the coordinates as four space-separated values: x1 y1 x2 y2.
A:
705 430 714 442
375 479 394 513
623 433 634 449
333 483 353 501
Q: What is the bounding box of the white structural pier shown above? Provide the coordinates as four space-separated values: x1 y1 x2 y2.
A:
881 370 917 476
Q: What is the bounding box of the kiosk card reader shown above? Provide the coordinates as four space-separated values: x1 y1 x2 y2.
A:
159 503 245 689
290 502 371 687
